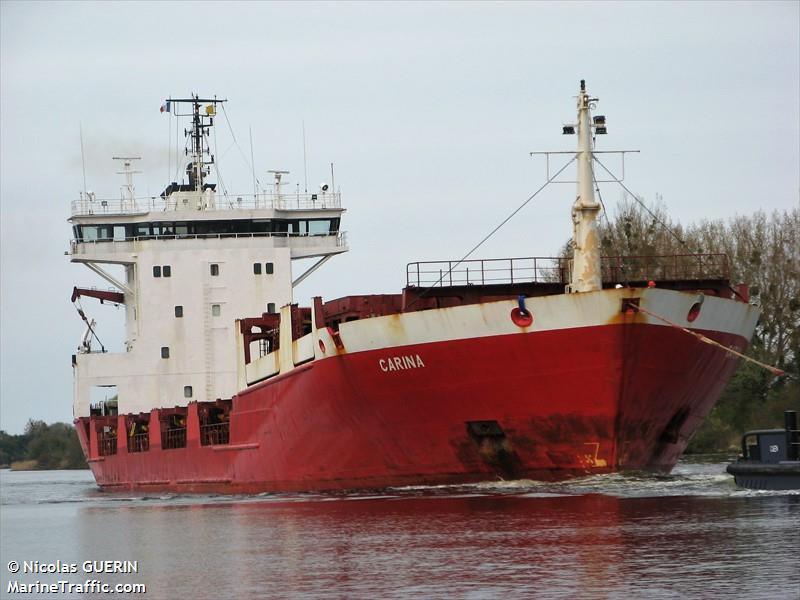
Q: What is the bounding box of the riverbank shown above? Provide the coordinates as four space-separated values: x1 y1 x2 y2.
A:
0 421 86 470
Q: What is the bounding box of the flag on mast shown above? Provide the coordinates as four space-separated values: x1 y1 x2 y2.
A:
160 101 171 113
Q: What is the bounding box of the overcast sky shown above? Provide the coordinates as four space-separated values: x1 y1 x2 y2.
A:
1 1 798 434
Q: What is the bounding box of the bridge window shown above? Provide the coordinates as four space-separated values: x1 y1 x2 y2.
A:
210 263 219 276
308 220 332 235
212 304 221 317
161 347 170 359
265 262 274 275
267 303 276 313
75 218 340 243
163 265 171 277
184 386 193 398
253 263 262 275
174 306 183 318
153 266 161 278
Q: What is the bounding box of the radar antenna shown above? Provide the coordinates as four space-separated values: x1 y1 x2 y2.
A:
163 94 227 192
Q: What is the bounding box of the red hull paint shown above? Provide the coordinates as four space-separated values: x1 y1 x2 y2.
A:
79 323 745 493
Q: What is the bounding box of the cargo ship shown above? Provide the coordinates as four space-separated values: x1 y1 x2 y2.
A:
70 83 759 492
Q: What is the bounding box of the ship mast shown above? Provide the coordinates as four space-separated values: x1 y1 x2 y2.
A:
570 80 602 293
167 94 226 192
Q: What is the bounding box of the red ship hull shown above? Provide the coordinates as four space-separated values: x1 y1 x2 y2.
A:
76 320 746 493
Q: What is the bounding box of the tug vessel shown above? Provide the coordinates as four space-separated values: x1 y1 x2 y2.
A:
727 411 800 490
70 83 759 492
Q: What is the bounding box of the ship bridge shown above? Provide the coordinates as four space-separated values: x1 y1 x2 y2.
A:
69 94 347 420
69 189 347 263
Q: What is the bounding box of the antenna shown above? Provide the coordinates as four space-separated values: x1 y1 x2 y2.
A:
113 156 142 211
249 126 257 198
167 94 226 192
330 162 335 194
79 123 87 195
302 121 308 193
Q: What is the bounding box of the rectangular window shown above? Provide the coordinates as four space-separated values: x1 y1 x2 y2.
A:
113 225 127 241
267 302 276 313
265 262 274 275
153 266 162 278
174 306 183 318
82 226 100 241
253 263 262 275
184 386 193 398
308 220 331 235
210 264 219 276
163 265 171 277
161 347 170 359
212 304 221 317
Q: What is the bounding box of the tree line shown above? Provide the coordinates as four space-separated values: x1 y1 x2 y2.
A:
589 199 798 452
0 420 87 470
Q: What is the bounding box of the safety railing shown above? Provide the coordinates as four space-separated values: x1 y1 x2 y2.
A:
600 254 729 282
71 191 342 216
407 257 569 288
97 432 118 456
128 432 150 453
162 427 187 450
407 254 730 288
200 422 230 446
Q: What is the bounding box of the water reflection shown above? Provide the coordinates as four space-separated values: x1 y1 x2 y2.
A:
73 492 798 599
2 468 797 599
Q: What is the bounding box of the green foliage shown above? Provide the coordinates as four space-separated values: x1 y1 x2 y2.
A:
0 430 29 466
0 420 87 470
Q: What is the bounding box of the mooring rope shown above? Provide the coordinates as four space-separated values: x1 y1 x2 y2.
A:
633 304 785 377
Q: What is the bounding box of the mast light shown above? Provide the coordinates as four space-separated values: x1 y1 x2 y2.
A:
562 125 576 135
595 126 607 135
593 115 606 125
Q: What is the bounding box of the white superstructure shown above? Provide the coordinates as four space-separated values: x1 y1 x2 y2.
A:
69 95 346 418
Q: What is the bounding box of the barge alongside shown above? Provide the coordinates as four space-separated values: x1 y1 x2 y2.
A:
69 83 759 492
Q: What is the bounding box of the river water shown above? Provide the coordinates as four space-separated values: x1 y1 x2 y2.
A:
1 459 797 599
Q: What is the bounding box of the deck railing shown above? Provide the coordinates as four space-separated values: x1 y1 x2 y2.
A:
407 257 569 288
600 254 729 282
162 427 187 450
128 433 149 453
71 191 341 216
200 423 230 446
406 254 730 288
97 433 117 456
